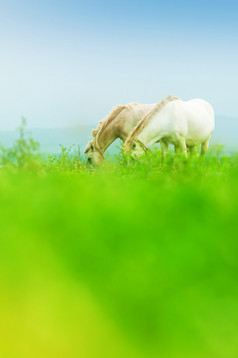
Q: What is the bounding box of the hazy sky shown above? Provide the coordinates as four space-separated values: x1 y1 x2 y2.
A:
0 0 237 130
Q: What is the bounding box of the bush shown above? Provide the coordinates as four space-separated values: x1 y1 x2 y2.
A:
44 144 83 172
0 118 41 170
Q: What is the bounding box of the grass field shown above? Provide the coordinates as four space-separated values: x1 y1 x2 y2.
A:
0 124 238 358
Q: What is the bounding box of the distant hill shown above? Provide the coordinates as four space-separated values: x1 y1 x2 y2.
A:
0 125 92 154
0 115 237 155
0 124 121 156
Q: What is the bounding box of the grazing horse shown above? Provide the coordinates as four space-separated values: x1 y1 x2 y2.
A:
124 95 215 157
85 102 157 165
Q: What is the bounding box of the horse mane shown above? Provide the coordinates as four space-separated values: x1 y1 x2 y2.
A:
85 102 139 153
92 105 124 138
92 102 139 139
124 95 181 151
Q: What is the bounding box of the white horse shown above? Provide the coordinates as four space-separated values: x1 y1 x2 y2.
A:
85 102 157 165
124 95 215 157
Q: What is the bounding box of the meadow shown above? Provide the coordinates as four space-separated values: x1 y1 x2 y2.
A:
0 122 238 358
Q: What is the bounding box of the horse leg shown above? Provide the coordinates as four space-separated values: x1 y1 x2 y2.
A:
160 140 169 159
188 145 199 157
175 137 187 157
201 136 211 155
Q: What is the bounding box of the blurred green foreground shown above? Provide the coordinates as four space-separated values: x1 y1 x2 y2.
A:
0 124 238 358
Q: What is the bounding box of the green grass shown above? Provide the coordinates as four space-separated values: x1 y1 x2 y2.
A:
0 123 238 357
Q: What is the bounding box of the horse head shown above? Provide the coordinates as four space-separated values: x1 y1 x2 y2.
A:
84 140 104 166
124 139 147 158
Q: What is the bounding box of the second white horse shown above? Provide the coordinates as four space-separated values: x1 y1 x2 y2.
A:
124 95 215 157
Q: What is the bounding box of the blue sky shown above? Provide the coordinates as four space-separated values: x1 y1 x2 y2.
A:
0 0 237 130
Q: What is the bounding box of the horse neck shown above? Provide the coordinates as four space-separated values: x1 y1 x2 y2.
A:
96 122 119 154
138 114 163 147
